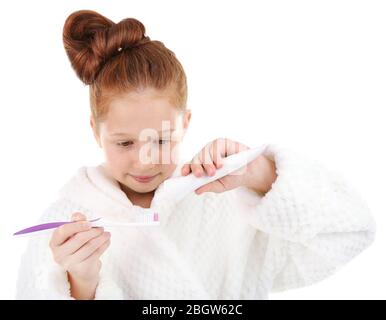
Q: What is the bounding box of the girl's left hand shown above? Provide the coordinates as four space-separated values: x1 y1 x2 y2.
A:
181 138 276 195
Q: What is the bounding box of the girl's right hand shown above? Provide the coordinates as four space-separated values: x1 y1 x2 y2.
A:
49 212 111 284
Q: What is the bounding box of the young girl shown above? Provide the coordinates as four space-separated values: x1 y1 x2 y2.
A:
16 9 375 300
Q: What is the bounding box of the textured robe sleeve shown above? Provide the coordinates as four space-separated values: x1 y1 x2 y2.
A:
15 198 124 300
242 144 376 292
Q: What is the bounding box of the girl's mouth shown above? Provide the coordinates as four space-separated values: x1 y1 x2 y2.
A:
129 173 158 183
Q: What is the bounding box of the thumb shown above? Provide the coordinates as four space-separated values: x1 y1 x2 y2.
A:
71 212 87 222
195 180 225 195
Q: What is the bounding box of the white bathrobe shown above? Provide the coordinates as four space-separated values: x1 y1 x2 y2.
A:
15 144 376 299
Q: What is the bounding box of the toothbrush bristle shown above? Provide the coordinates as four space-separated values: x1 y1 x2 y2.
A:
134 212 160 224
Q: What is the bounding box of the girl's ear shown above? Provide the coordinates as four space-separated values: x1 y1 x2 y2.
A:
183 109 192 130
90 115 102 148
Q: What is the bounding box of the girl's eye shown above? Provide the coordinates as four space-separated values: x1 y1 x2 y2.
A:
117 141 134 147
117 140 169 147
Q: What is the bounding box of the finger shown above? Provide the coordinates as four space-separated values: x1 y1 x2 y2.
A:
73 240 110 275
69 232 111 263
215 138 238 158
223 139 250 157
71 212 87 222
195 180 226 194
198 146 216 176
214 138 251 168
191 155 204 177
50 220 92 247
211 140 224 169
202 162 216 176
58 227 105 257
84 238 111 262
181 163 191 176
67 212 88 241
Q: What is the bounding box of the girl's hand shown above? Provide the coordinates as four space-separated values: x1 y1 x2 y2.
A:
181 138 277 196
49 212 111 298
181 138 250 194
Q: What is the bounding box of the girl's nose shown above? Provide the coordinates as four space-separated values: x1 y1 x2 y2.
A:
131 146 159 168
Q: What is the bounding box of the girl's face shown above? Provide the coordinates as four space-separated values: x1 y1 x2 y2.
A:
91 87 191 194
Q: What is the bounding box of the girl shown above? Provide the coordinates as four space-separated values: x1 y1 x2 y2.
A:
16 9 375 300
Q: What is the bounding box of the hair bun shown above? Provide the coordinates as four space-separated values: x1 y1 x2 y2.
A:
63 10 149 85
106 18 147 51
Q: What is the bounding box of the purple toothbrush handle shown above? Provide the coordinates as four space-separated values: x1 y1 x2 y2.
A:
13 218 101 236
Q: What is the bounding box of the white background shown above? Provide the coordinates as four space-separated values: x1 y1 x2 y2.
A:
0 0 385 299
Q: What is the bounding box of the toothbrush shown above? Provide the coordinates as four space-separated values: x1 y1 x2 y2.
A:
156 144 268 203
13 212 159 237
91 212 159 228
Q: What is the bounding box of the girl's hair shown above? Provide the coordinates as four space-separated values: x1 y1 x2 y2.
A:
62 10 187 130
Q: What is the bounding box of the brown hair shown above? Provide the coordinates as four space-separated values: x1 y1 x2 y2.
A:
62 10 187 131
